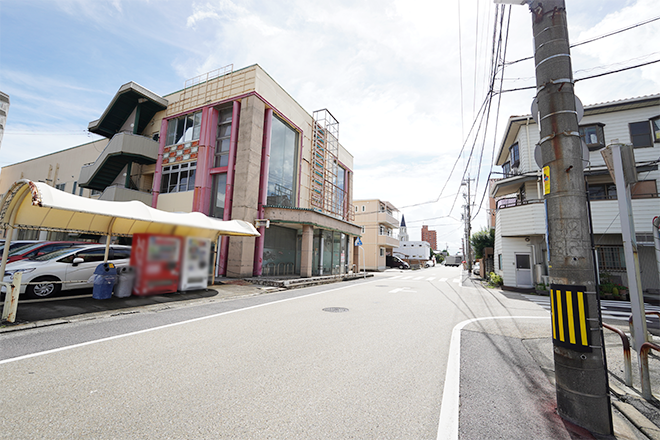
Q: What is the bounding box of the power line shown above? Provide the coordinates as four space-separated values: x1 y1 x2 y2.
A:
505 14 660 66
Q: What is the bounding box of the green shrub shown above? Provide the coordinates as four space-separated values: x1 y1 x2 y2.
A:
488 272 503 287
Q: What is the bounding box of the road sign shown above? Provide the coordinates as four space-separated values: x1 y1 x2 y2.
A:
355 237 362 246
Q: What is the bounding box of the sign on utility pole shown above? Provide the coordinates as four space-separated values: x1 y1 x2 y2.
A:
496 0 613 434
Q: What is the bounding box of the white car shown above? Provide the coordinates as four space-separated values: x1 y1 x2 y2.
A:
2 245 131 299
425 260 435 268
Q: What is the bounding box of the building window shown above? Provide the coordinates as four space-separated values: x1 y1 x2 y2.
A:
362 205 365 211
579 123 605 150
55 183 66 191
588 183 617 200
355 206 358 212
160 162 196 194
361 226 365 233
267 115 298 207
629 121 653 148
210 173 227 219
166 111 202 146
597 246 626 271
502 161 511 177
379 225 385 235
498 254 502 270
652 116 660 143
214 107 233 167
380 248 384 257
509 143 520 168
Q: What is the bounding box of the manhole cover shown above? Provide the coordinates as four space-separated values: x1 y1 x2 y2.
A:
323 307 349 313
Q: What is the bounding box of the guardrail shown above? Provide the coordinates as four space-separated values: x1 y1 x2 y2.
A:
640 341 660 400
602 322 632 386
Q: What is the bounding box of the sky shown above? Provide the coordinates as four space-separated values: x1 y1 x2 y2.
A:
1 0 659 253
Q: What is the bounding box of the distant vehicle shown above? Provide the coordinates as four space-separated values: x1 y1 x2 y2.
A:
425 260 435 268
473 262 481 276
386 255 410 269
445 255 463 267
2 244 131 299
6 241 92 264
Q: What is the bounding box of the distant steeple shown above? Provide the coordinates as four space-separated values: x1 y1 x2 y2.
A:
399 215 409 241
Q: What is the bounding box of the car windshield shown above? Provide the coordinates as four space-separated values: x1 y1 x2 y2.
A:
8 243 45 256
33 247 86 262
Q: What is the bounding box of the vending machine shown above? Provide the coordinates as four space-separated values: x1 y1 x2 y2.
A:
131 233 182 296
179 237 212 291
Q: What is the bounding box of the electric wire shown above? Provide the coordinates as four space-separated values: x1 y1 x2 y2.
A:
504 14 660 66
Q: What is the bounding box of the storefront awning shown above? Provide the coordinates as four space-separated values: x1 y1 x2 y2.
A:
0 180 260 240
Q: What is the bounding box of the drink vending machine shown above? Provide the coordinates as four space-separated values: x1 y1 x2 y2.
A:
131 233 182 296
179 237 212 291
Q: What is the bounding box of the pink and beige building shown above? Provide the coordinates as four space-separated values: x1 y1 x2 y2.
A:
0 64 361 278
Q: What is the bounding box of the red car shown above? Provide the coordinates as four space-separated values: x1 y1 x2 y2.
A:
6 241 93 263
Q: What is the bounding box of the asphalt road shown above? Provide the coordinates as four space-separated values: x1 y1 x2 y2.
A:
0 266 554 439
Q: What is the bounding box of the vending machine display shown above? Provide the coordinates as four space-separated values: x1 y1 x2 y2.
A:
131 234 182 296
179 237 212 291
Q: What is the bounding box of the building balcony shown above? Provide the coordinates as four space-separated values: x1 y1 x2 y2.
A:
79 132 159 191
496 195 659 236
377 234 399 248
377 211 399 228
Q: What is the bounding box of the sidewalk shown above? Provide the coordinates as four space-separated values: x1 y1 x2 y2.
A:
477 275 660 439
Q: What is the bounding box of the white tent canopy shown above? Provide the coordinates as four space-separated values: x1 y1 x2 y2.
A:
0 179 260 240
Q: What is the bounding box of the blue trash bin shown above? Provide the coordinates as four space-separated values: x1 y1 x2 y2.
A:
92 263 117 300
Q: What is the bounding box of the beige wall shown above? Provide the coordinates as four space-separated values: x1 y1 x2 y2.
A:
354 199 400 271
0 139 108 198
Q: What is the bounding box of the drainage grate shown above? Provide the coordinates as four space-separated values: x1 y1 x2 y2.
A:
323 307 349 313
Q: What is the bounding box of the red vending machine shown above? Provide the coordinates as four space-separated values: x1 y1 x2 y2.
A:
131 233 182 296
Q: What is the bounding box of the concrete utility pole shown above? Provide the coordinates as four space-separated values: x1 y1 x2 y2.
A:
462 178 473 271
528 0 612 434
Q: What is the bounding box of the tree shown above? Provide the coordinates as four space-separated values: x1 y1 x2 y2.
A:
470 227 494 259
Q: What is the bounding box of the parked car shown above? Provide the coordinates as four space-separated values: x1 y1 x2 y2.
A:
6 241 93 264
2 244 131 299
425 260 435 268
386 255 410 269
473 262 481 276
0 240 41 255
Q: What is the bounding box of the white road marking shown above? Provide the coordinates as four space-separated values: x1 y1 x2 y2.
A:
440 278 448 282
414 276 424 280
0 279 380 365
427 277 436 281
452 278 461 284
401 276 413 280
436 316 548 440
388 287 416 294
389 276 402 280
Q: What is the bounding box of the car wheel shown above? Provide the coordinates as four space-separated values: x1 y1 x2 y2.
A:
26 276 61 299
399 264 404 269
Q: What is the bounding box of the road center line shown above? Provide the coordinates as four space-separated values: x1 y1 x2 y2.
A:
0 279 379 365
436 315 548 440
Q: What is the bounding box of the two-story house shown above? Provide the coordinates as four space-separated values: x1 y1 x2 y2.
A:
0 64 362 279
491 94 660 295
353 199 400 271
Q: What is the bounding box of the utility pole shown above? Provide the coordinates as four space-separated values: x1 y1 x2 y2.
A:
527 0 612 434
462 178 473 271
495 0 612 434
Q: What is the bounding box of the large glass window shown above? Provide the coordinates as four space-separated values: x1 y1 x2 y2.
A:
166 111 202 146
215 107 233 168
629 121 652 148
267 116 298 207
597 246 626 271
211 173 227 219
160 162 196 194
